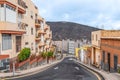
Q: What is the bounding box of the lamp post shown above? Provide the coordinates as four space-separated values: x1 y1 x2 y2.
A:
12 59 16 76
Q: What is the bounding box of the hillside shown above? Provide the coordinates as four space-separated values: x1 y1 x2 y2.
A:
47 21 101 41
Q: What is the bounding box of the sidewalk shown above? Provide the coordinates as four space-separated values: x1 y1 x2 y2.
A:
77 61 120 80
0 59 62 79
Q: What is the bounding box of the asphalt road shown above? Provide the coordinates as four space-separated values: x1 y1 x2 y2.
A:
11 57 98 80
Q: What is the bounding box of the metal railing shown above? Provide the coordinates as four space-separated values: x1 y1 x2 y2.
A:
18 0 27 8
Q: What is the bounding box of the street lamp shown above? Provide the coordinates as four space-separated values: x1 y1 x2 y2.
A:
12 59 16 76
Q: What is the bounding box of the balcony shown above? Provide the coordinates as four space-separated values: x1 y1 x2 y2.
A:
18 0 26 14
18 0 27 8
0 22 26 35
35 35 41 41
38 42 45 47
44 26 49 30
45 45 49 49
35 19 40 27
0 0 16 9
18 22 27 30
45 34 50 39
38 17 43 22
37 30 46 35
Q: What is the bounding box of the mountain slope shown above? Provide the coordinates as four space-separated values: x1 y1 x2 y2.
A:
47 21 100 41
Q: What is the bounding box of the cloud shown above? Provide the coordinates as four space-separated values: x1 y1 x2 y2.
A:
32 0 120 30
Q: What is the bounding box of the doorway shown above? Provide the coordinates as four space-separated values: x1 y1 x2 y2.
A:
93 48 96 64
108 53 110 72
16 36 21 53
114 55 118 72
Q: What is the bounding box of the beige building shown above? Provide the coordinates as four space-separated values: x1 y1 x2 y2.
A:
91 31 101 67
0 0 52 70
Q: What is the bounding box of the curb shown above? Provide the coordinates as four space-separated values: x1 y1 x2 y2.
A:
6 62 59 79
76 61 105 80
0 59 64 80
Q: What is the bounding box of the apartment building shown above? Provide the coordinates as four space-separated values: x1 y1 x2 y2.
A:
68 41 75 54
91 31 101 67
53 41 62 52
0 0 52 71
101 30 120 72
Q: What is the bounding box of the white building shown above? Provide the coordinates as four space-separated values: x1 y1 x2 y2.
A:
68 41 75 54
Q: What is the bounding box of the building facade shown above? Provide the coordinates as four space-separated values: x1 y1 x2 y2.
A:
91 31 101 67
0 0 52 71
68 41 75 54
92 30 120 72
101 30 120 72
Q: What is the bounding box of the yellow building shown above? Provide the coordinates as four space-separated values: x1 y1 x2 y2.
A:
0 0 52 70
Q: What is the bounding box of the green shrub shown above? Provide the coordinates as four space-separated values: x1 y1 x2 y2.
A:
118 67 120 73
18 48 31 62
47 51 54 58
41 52 47 58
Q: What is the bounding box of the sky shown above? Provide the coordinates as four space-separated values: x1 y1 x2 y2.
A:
32 0 120 30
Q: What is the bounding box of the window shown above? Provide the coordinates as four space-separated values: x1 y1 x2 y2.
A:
1 4 4 7
18 13 23 20
6 5 16 11
2 34 12 50
92 34 94 40
96 34 97 41
31 15 33 19
35 13 37 19
0 60 3 67
16 36 21 52
31 28 33 35
31 43 33 50
25 9 28 16
25 26 29 35
103 51 105 63
31 11 33 19
25 42 29 45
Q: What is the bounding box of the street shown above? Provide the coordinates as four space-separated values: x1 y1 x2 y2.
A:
11 57 98 80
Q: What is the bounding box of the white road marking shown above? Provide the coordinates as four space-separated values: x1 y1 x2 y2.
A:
69 58 73 60
54 66 59 70
75 67 79 70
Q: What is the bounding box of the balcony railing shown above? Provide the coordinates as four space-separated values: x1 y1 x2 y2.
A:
35 34 41 41
18 22 27 30
18 0 27 8
39 42 45 47
45 34 50 39
37 30 46 34
35 19 41 27
44 26 49 30
35 19 41 24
